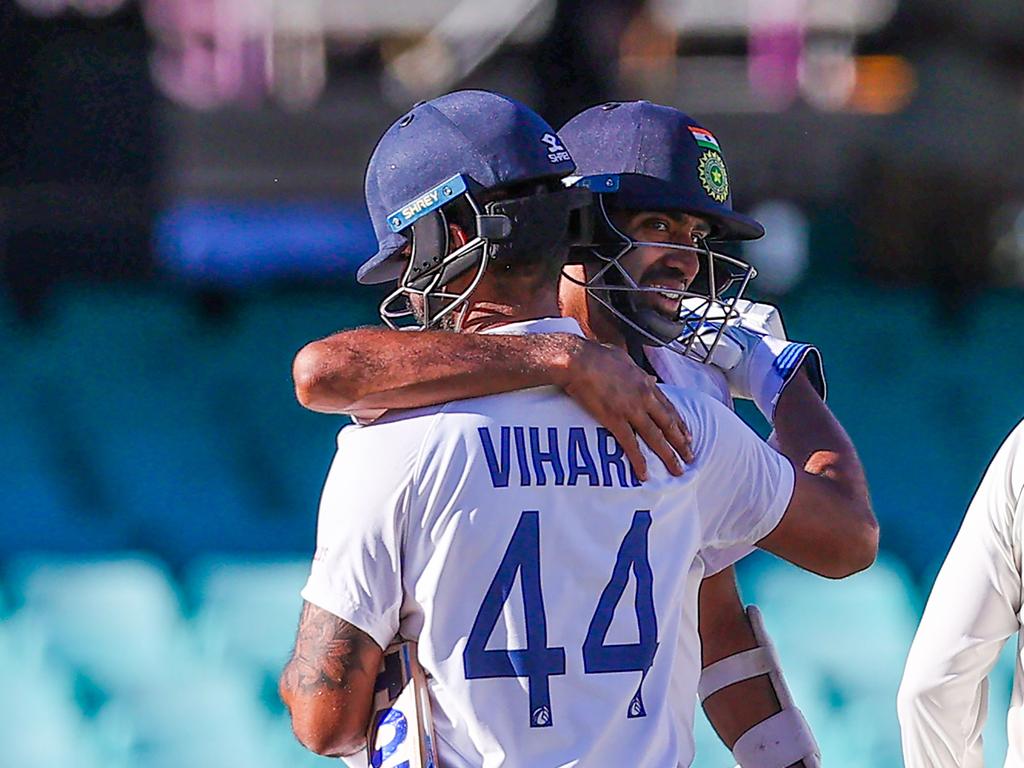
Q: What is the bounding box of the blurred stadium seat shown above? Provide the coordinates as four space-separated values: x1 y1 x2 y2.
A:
0 402 128 555
187 556 310 705
8 280 1021 574
6 554 196 695
35 284 272 562
784 284 1024 576
268 717 364 768
0 662 101 768
93 666 278 768
206 290 357 520
0 307 132 554
982 639 1017 765
0 552 364 767
0 619 102 768
186 555 368 767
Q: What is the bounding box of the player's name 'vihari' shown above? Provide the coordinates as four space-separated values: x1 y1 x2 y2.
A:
478 425 642 489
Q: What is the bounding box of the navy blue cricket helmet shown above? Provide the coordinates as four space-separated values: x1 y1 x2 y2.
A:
356 90 585 329
557 101 761 362
560 100 763 241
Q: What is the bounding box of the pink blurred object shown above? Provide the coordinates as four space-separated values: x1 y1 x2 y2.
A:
746 0 807 108
144 0 271 109
748 22 804 108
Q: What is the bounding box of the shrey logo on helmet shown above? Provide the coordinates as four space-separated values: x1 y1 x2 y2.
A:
541 133 572 164
388 178 463 233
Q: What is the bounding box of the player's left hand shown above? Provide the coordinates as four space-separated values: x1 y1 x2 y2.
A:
701 302 826 423
563 340 694 481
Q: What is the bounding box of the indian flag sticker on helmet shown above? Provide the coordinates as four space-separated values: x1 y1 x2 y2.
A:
688 126 721 152
698 151 729 203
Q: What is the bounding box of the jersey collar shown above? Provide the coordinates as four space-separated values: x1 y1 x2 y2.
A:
478 316 585 337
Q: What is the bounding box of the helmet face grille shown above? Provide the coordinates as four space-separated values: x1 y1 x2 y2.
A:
378 186 593 332
568 196 757 363
378 189 492 332
379 239 492 332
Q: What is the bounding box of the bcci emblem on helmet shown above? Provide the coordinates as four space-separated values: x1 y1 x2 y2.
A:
697 151 729 203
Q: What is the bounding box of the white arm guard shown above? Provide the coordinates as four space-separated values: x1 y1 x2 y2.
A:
698 606 821 768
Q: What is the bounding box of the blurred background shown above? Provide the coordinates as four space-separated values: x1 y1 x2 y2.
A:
1 0 1023 765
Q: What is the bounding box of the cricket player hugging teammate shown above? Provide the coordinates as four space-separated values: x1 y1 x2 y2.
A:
278 90 878 768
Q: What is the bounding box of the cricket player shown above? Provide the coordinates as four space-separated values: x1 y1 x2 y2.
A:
279 89 876 768
898 419 1024 767
293 101 834 766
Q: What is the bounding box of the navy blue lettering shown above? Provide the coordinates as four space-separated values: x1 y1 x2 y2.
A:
567 427 599 486
479 426 511 488
597 427 632 487
513 426 532 486
529 427 565 486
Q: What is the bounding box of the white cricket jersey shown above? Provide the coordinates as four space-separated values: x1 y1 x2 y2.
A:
899 419 1024 768
644 344 754 577
302 317 794 768
644 345 732 410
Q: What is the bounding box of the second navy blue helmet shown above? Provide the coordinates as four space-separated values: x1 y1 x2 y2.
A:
557 100 761 362
356 89 585 330
560 100 764 241
358 89 576 286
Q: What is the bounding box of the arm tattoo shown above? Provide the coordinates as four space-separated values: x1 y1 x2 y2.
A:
283 601 373 695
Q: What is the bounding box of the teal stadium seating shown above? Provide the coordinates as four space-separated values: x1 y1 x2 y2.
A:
4 279 1020 573
0 553 358 767
187 556 311 706
1 282 1024 767
36 285 290 561
186 555 361 766
0 640 102 768
782 284 1024 576
93 665 279 768
0 308 131 555
7 554 195 695
740 552 922 766
0 550 1014 768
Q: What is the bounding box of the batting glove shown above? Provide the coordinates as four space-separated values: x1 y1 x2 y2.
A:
700 301 826 423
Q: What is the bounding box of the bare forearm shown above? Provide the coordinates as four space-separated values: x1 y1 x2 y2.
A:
280 658 367 756
293 326 579 414
292 324 694 480
773 373 865 501
280 602 380 757
768 372 877 575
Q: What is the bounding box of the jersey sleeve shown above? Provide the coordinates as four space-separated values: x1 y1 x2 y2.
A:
898 421 1024 768
700 543 755 577
300 419 423 650
667 387 795 552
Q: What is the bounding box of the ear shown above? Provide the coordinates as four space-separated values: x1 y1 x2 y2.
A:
448 222 470 250
558 264 589 322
